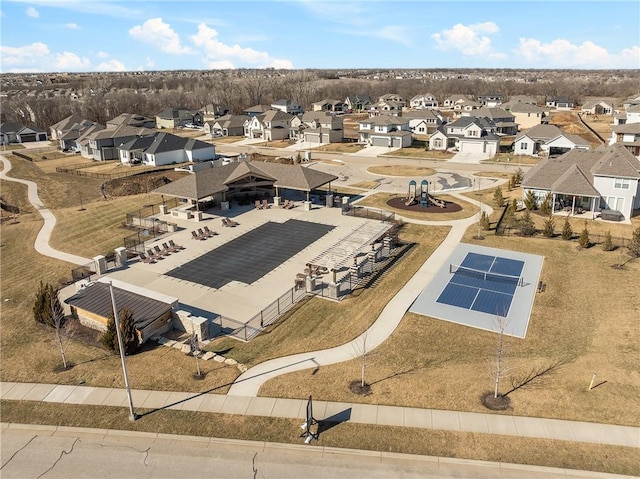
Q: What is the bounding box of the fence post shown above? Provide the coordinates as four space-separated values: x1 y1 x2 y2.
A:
277 297 280 315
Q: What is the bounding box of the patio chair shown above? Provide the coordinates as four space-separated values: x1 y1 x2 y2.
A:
255 200 263 209
192 230 205 240
203 226 217 237
169 239 184 251
162 242 176 253
154 245 170 257
147 248 163 261
139 252 156 264
261 199 271 209
197 228 210 239
285 200 295 209
225 217 239 226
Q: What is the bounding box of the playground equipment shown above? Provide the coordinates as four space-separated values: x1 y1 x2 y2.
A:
405 179 446 208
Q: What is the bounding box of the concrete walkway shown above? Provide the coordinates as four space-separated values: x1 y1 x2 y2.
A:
2 382 638 449
228 191 491 396
0 155 91 265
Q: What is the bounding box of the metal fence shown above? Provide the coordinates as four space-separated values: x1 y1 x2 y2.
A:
342 205 396 223
55 163 177 181
71 261 96 282
215 286 308 341
498 226 630 248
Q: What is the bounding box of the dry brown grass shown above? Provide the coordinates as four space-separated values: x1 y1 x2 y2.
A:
313 143 366 153
34 155 91 173
348 180 381 190
485 153 540 166
213 136 244 144
473 171 512 179
2 401 638 476
549 111 602 147
367 165 436 177
382 145 454 160
580 115 613 140
356 192 479 221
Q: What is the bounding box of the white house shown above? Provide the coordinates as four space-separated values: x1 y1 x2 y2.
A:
271 99 303 115
409 93 439 109
358 115 412 148
429 116 499 157
401 110 444 135
290 112 343 144
522 143 640 221
243 110 293 141
581 100 615 116
118 132 215 166
465 107 518 135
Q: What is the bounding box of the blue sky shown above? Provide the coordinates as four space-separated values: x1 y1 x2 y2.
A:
1 0 638 72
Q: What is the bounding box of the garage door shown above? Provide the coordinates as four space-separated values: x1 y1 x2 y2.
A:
392 137 403 148
460 141 484 153
372 137 388 147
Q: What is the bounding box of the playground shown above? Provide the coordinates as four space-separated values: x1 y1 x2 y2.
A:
386 179 463 213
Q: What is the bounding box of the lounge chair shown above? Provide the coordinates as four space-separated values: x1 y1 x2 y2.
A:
255 200 263 209
222 217 238 227
139 252 155 264
226 217 239 226
192 230 205 240
162 242 177 253
168 239 184 251
285 200 295 209
197 228 210 239
154 245 170 257
147 248 163 261
203 226 217 237
261 199 271 209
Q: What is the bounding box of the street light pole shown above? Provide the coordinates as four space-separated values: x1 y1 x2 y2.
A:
109 282 137 421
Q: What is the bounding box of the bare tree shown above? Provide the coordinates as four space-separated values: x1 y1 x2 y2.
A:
491 315 510 399
351 331 375 394
190 332 202 378
50 287 74 370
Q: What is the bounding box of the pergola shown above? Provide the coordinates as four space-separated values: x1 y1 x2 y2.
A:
153 161 338 210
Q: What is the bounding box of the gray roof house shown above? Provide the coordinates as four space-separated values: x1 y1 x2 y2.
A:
513 124 589 157
0 122 47 144
117 132 215 166
429 116 500 158
205 114 250 138
271 99 303 115
522 143 640 220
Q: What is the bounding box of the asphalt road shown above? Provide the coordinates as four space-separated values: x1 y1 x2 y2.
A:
1 425 631 479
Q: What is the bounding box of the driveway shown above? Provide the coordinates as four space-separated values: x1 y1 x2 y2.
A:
347 145 400 157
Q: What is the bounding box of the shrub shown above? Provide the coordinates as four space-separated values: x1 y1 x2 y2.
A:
493 186 504 208
514 168 524 185
518 210 536 236
101 307 139 355
540 193 553 216
33 282 61 327
479 211 490 230
578 222 590 248
561 217 573 240
542 216 555 237
602 230 614 251
524 190 538 210
629 227 640 257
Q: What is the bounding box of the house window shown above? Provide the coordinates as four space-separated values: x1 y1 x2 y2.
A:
434 139 442 148
520 142 528 150
614 178 630 189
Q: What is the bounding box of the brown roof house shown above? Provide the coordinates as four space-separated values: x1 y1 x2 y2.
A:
65 278 178 344
522 143 640 220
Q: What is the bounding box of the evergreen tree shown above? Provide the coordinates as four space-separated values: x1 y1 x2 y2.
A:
524 190 538 210
480 211 491 230
561 217 573 240
101 307 139 355
542 216 555 238
578 222 590 248
514 168 524 185
493 186 505 208
102 316 118 352
540 193 553 216
33 282 61 327
518 210 536 236
628 226 640 257
602 230 614 251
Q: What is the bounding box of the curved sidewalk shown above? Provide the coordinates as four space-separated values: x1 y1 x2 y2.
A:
0 155 91 266
1 381 638 449
228 192 491 396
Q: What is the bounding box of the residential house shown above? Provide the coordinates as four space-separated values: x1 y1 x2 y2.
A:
452 98 481 112
49 114 94 141
271 99 303 115
369 99 404 116
401 110 444 135
243 110 293 141
622 94 640 110
290 111 343 144
442 94 471 109
581 100 615 116
522 143 640 220
378 94 406 107
344 95 372 112
464 108 518 135
65 278 177 343
477 93 504 107
83 124 156 161
543 134 590 157
429 116 500 157
409 93 439 109
545 97 574 110
205 114 249 138
358 115 412 148
513 124 563 156
244 104 272 117
0 122 48 144
118 131 215 166
311 99 347 112
155 108 203 129
609 122 640 157
75 123 106 157
106 113 156 129
614 105 640 126
199 103 229 121
505 103 547 130
506 95 539 105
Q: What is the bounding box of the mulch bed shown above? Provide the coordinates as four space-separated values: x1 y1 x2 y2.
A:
387 196 463 213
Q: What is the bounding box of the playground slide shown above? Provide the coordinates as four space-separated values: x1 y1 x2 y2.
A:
429 194 446 208
405 193 416 206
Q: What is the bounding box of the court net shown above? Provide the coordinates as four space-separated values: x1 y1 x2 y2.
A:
450 264 523 287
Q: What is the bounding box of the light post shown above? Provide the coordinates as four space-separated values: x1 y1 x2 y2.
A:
108 282 137 421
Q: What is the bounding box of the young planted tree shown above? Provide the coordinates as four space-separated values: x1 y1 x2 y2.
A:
479 210 491 231
561 217 573 240
513 168 524 185
493 186 505 208
101 307 139 355
542 216 556 238
33 281 56 327
190 332 202 378
524 190 538 210
602 230 614 251
50 288 74 370
628 226 640 258
351 331 374 395
518 210 536 236
578 222 590 248
539 193 553 216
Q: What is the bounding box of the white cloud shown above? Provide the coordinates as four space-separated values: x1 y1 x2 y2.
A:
95 59 126 72
54 51 90 70
96 51 109 59
26 6 39 17
190 23 293 69
64 22 79 29
0 42 50 68
432 22 501 56
129 18 191 55
514 38 640 68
